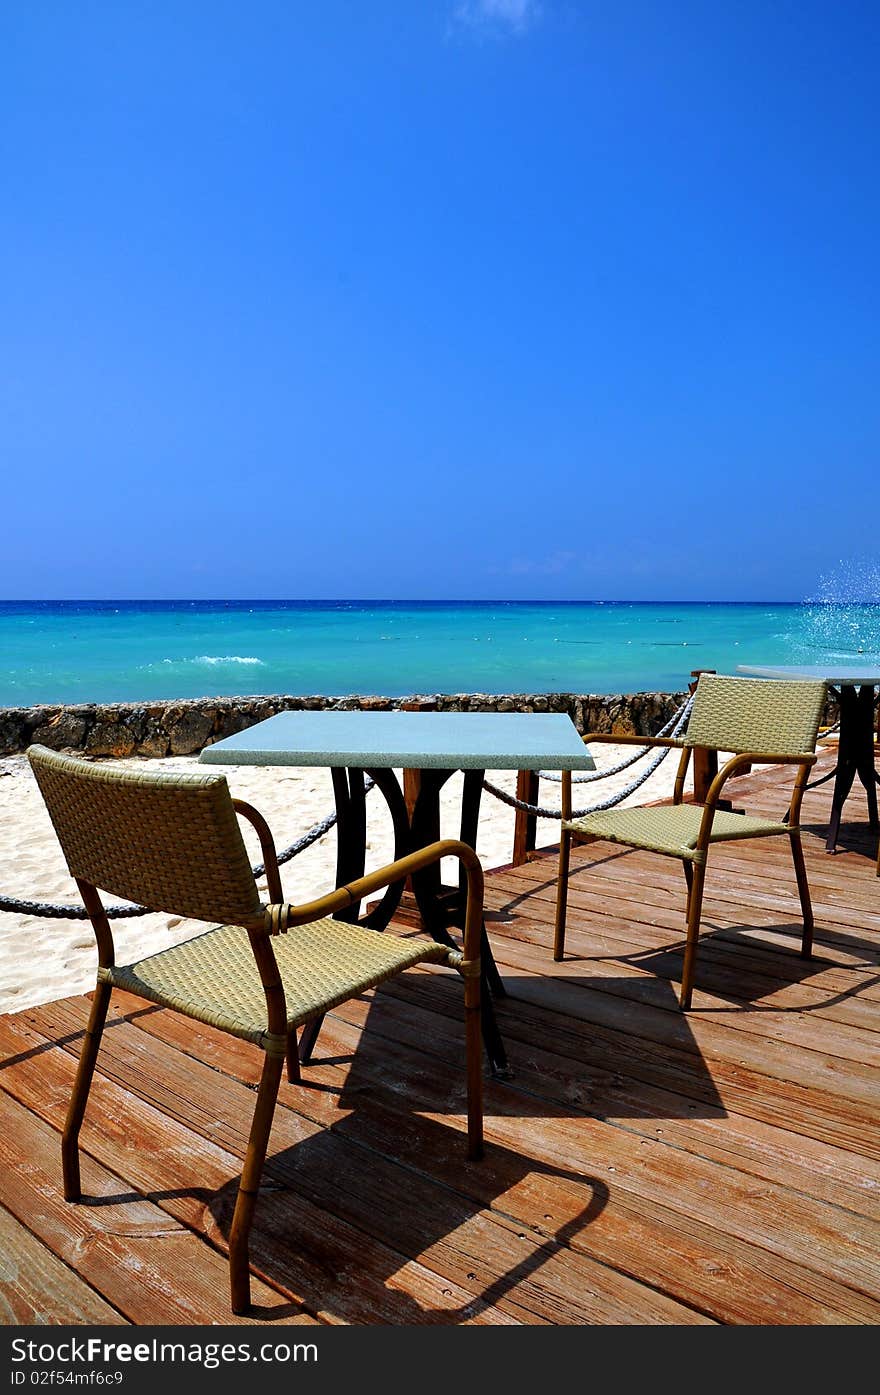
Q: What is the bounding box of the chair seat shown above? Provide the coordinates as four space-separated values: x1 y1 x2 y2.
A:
565 803 791 861
102 917 450 1055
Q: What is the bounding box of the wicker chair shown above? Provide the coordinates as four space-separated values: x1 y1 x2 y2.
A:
27 745 484 1315
553 674 826 1010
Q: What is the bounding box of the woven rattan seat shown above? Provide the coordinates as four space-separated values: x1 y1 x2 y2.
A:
565 804 790 862
26 743 485 1316
104 917 449 1055
554 673 826 1010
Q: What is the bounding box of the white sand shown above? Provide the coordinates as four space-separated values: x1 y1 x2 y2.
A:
0 742 685 1015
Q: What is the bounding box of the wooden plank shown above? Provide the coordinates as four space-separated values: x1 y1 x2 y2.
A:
1 943 875 1322
403 768 421 890
477 871 880 1023
386 962 880 1157
482 900 880 1016
0 751 876 1327
110 987 880 1226
495 822 880 918
488 848 880 982
0 1012 520 1326
402 767 421 818
23 999 709 1326
317 989 880 1305
37 987 875 1322
111 989 880 1323
499 845 880 942
366 897 880 1161
482 876 876 982
484 856 880 1032
0 1204 127 1325
482 938 880 1112
512 771 540 866
485 915 880 1058
371 957 880 1162
0 1090 318 1325
340 986 880 1219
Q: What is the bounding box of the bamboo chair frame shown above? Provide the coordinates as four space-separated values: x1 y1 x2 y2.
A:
27 746 484 1315
553 675 824 1011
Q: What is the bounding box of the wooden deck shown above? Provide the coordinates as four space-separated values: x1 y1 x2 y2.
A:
2 746 879 1325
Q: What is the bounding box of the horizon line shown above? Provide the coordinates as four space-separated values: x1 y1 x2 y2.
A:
0 596 842 607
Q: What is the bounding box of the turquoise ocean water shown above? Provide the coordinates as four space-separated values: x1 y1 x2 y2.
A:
2 600 880 706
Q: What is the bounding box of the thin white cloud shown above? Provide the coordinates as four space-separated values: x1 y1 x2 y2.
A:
453 0 539 37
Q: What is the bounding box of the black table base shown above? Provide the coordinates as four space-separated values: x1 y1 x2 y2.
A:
804 684 880 851
297 765 510 1077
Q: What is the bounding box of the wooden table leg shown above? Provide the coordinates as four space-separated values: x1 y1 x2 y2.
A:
512 771 539 865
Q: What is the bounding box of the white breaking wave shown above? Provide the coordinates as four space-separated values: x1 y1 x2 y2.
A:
149 655 265 668
192 655 264 666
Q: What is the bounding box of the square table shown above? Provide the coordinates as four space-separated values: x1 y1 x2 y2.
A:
201 710 595 1077
737 664 880 851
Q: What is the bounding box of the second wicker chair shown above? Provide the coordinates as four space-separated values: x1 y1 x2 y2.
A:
553 673 826 1009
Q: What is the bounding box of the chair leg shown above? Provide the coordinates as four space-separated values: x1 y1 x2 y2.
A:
229 1052 283 1315
679 860 706 1011
789 831 814 959
464 975 483 1161
285 1031 301 1084
682 860 693 893
62 979 112 1201
553 828 572 961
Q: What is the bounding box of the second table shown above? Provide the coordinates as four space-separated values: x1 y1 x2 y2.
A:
737 664 880 851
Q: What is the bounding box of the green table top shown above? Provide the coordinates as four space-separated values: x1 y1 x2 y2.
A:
737 664 880 685
199 710 595 771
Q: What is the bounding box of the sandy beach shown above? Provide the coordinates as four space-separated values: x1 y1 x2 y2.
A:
0 740 685 1015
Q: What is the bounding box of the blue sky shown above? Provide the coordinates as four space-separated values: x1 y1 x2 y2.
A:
2 1 877 601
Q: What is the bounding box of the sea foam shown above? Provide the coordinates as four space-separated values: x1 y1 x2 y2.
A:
154 655 265 667
193 655 264 666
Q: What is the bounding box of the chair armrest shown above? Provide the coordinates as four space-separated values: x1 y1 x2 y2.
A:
695 751 817 847
232 798 284 902
256 838 485 964
707 751 816 802
583 732 686 750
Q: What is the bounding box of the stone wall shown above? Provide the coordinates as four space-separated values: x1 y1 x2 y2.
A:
0 690 692 758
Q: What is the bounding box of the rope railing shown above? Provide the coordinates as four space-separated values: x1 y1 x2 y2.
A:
9 676 833 918
535 693 693 783
1 697 701 921
482 692 695 820
0 778 373 921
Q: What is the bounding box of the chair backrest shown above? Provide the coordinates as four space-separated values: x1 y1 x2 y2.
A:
682 673 826 757
28 745 263 925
